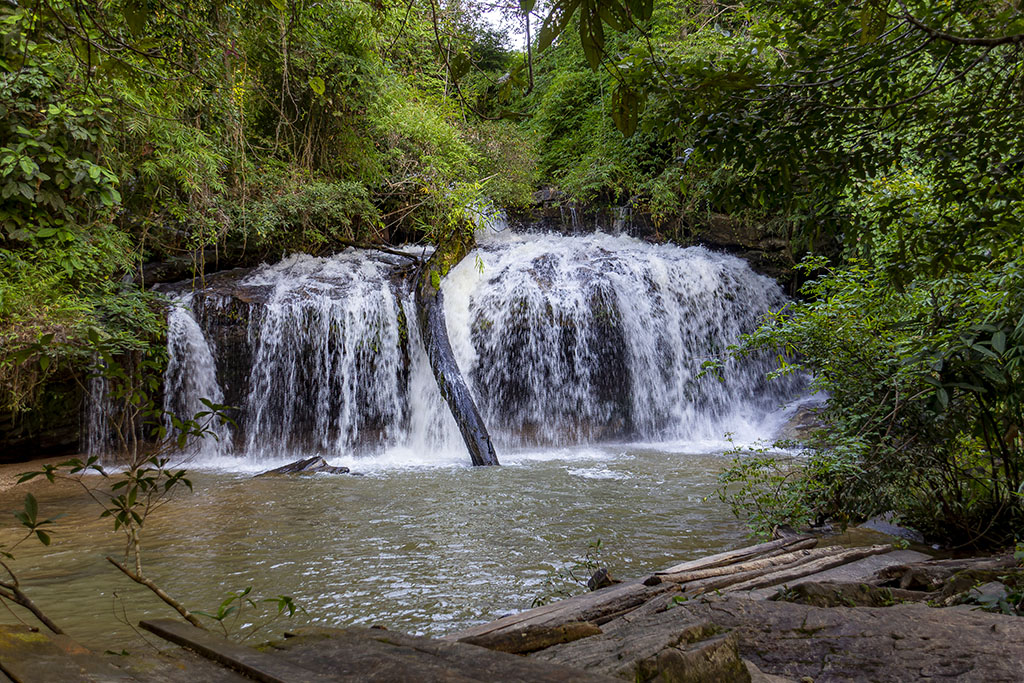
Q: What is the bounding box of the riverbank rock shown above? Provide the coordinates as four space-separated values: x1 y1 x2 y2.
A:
672 594 1024 682
777 404 822 442
255 456 350 476
535 608 750 683
858 512 925 544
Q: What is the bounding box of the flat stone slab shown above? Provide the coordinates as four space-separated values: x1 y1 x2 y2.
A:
0 624 251 683
0 625 135 683
263 626 617 682
674 595 1024 682
535 606 750 682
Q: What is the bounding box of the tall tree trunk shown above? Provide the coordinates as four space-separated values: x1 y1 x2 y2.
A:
415 227 499 466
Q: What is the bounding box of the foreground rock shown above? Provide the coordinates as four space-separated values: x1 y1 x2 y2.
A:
449 538 1024 681
142 618 616 682
535 606 749 682
679 594 1024 682
255 456 350 476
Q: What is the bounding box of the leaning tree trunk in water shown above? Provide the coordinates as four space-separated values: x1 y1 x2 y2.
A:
415 226 499 466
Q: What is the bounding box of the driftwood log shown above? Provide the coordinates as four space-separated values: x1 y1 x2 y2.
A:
415 227 499 466
654 535 816 578
656 538 819 584
446 581 677 645
255 456 350 476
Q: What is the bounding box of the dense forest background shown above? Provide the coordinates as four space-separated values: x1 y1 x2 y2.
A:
1 0 1022 548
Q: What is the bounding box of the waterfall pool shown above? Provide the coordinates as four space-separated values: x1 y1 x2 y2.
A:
35 231 814 650
0 442 791 651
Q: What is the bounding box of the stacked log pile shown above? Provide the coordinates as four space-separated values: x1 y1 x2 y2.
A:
652 537 895 597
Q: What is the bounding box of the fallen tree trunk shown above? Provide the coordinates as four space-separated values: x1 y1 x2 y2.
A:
680 545 850 594
415 226 499 466
654 535 816 578
657 538 820 584
445 581 676 643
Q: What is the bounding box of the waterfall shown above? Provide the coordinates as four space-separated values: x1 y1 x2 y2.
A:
239 253 410 458
144 233 804 462
84 369 113 457
444 232 801 447
163 294 233 457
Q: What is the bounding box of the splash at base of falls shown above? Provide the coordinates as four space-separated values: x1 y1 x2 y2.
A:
106 232 807 464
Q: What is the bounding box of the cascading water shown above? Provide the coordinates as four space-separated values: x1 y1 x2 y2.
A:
163 294 233 456
149 232 804 463
241 254 412 458
444 233 802 448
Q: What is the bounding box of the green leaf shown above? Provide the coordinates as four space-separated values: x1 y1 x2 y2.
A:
268 0 287 11
991 331 1006 354
610 86 643 137
537 0 581 53
449 53 471 82
308 76 325 96
859 0 890 44
23 493 38 524
36 530 51 546
579 2 605 71
124 0 147 38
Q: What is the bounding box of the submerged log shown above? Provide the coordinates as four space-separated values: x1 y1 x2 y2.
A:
255 456 350 476
415 227 499 467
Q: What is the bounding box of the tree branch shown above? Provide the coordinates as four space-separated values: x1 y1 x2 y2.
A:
106 556 206 629
0 561 63 635
899 2 1024 47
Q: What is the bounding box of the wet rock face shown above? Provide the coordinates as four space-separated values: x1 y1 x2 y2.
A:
470 280 633 445
148 236 805 459
0 380 81 461
159 271 268 449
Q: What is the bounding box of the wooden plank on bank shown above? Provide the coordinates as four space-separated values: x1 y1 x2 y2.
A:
0 625 135 683
140 619 336 683
654 536 817 577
